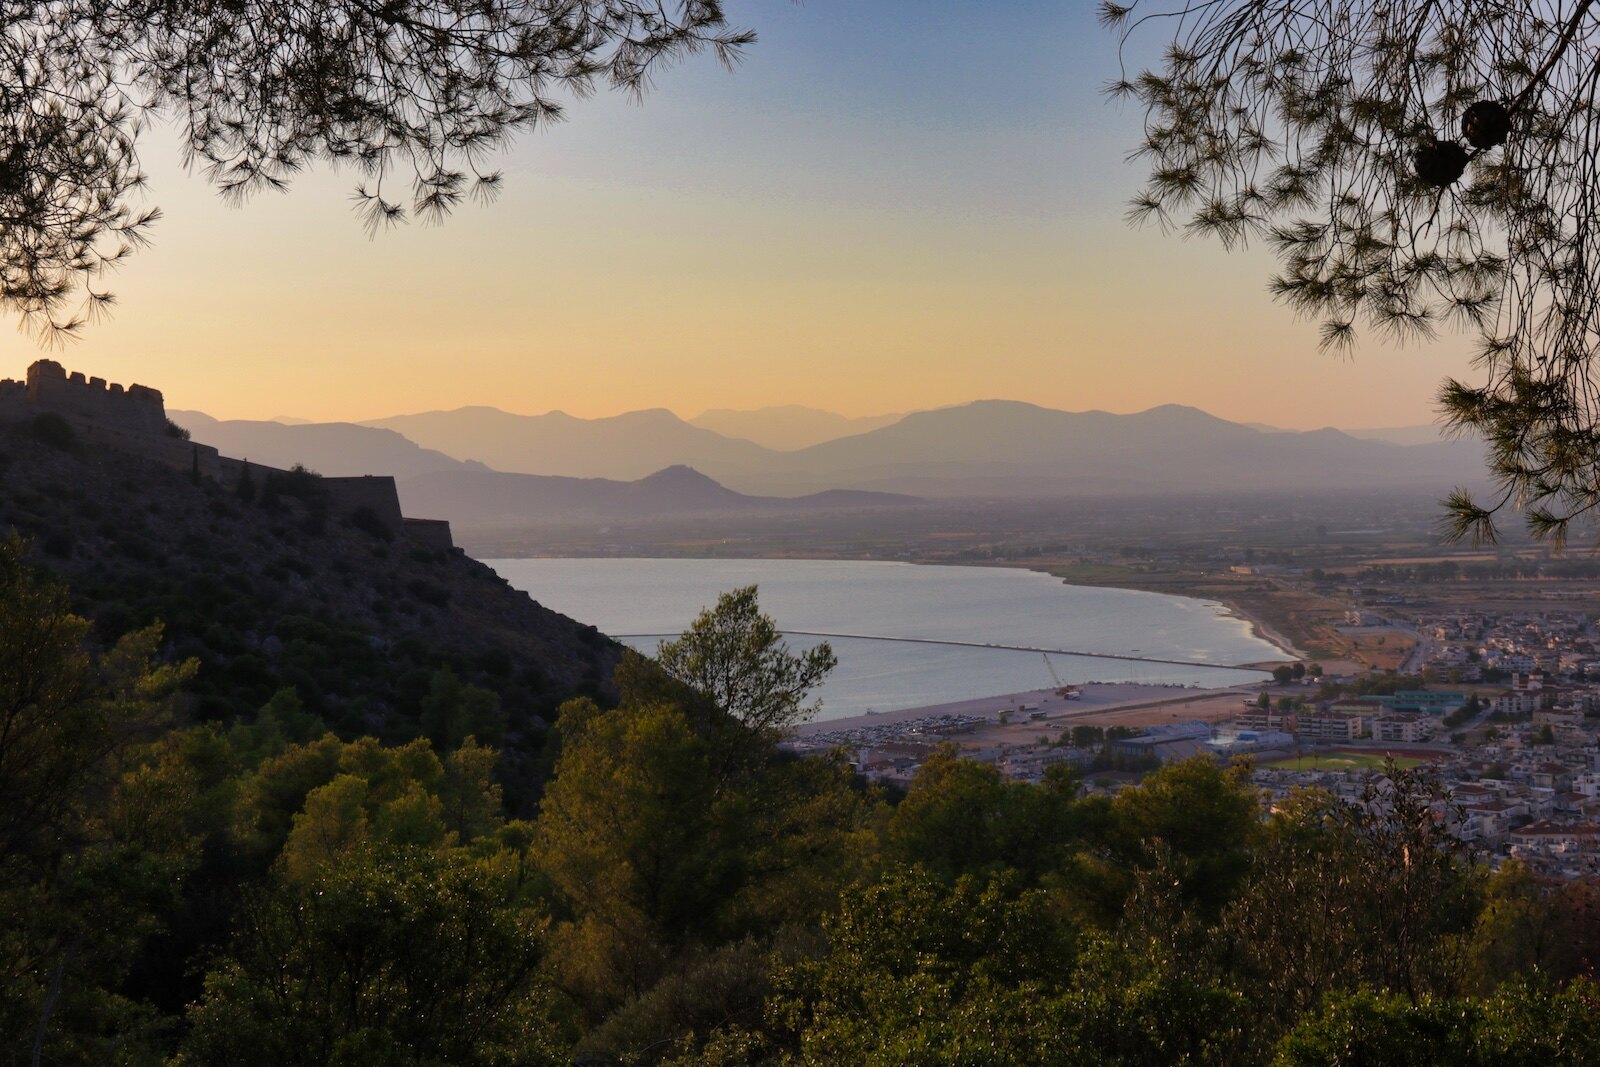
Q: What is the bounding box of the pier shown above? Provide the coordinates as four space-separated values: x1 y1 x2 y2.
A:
611 630 1273 675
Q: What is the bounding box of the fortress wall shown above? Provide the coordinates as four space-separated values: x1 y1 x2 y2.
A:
26 360 167 436
69 420 224 478
0 381 27 426
324 476 407 532
403 518 456 551
3 360 451 549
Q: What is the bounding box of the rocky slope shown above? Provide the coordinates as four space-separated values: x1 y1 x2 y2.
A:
0 418 621 739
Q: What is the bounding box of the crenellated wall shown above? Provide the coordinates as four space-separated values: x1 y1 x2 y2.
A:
0 360 453 549
23 359 168 436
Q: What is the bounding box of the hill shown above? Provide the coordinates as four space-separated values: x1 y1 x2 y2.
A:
395 464 923 527
0 418 620 742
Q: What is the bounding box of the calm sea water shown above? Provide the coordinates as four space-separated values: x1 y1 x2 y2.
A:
484 559 1284 720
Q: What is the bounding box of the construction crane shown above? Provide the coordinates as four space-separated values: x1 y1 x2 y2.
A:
1042 653 1078 699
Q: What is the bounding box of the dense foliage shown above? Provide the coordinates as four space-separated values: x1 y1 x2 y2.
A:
2 542 1596 1064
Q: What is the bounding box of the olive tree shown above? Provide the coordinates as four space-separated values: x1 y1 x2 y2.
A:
1105 2 1600 542
1 1 753 337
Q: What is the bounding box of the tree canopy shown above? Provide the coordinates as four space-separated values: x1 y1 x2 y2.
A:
1104 2 1600 542
2 1 753 336
4 540 1599 1063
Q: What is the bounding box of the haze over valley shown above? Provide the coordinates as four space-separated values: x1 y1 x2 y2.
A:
171 399 1486 537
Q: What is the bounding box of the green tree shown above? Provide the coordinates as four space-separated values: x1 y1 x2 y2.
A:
178 846 562 1067
1272 989 1477 1067
1273 979 1600 1067
769 867 1247 1067
536 700 727 1011
535 640 867 1045
0 538 200 1062
1104 2 1600 541
1108 757 1262 920
1468 862 1600 990
1224 770 1482 1042
884 746 1080 884
419 667 507 749
655 586 837 771
768 868 1078 1066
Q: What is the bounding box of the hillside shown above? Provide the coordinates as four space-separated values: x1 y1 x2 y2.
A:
0 418 621 739
395 464 923 527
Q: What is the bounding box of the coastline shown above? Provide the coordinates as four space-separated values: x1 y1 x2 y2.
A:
1001 562 1304 665
963 560 1305 665
793 680 1257 739
1216 601 1305 664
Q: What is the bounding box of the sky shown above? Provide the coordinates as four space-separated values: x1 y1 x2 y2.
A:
0 1 1478 428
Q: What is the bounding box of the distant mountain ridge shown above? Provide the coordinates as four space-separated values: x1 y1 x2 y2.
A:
736 400 1486 496
186 398 1489 506
688 405 906 451
170 411 487 479
395 464 923 527
363 406 778 480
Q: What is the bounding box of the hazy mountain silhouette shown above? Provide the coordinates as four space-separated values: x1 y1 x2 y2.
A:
689 405 906 451
189 400 1487 500
1341 424 1448 446
739 400 1487 496
364 406 778 480
395 464 922 526
170 411 487 478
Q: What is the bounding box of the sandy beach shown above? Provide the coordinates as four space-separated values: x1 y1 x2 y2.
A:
792 680 1259 743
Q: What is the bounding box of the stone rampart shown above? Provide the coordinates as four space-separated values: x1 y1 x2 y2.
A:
0 360 453 549
324 476 408 534
24 359 168 436
403 518 456 552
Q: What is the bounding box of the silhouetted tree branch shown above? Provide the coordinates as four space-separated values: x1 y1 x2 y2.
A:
0 1 753 337
1105 2 1600 543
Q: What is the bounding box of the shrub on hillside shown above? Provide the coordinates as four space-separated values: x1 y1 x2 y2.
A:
29 412 75 450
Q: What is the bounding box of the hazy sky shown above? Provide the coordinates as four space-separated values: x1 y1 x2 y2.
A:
0 2 1476 428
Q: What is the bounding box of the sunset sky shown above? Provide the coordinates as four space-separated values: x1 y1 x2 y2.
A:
0 2 1476 429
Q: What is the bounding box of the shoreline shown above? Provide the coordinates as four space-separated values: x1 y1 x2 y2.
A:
793 680 1256 738
1217 603 1305 664
961 560 1305 665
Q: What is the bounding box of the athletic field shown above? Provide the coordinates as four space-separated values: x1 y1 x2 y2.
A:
1259 751 1427 772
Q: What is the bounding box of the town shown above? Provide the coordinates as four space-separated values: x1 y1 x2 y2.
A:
787 595 1600 881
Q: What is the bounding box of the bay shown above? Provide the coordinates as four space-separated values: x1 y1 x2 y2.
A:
485 558 1287 720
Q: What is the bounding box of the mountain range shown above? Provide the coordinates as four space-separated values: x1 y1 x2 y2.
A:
687 405 905 451
173 400 1489 529
171 411 487 478
361 406 773 481
395 465 921 526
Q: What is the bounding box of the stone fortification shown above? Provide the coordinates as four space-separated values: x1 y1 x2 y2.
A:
3 359 169 435
323 476 408 530
0 360 452 549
